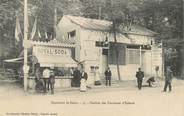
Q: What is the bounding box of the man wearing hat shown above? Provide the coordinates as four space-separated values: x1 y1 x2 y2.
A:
49 67 55 94
105 67 112 86
136 68 144 90
163 66 173 92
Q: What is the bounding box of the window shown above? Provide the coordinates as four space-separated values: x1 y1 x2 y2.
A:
127 49 140 64
109 43 126 65
68 30 76 38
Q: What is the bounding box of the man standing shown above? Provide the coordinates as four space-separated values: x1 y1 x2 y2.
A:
42 67 50 93
136 68 144 90
49 69 55 94
105 67 112 86
163 66 173 92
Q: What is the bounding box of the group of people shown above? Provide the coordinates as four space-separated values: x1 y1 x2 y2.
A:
42 67 55 94
35 67 55 94
135 66 173 92
34 64 173 94
71 67 112 91
72 68 88 92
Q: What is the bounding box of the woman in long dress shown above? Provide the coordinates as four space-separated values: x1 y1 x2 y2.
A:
94 67 101 85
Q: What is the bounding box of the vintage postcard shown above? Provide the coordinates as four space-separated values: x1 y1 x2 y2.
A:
0 0 183 116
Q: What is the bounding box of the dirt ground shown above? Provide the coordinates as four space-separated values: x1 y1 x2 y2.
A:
0 76 184 116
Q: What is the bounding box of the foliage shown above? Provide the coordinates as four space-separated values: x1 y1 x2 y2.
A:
140 0 183 43
31 0 83 38
0 0 182 44
0 0 182 58
0 0 83 58
80 0 183 42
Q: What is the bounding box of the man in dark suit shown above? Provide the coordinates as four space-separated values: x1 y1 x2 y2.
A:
105 67 112 86
136 68 144 90
163 66 173 92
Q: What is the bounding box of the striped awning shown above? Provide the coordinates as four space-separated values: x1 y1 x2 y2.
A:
36 55 77 67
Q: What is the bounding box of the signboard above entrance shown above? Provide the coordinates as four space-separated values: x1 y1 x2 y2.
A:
34 46 71 56
33 46 77 67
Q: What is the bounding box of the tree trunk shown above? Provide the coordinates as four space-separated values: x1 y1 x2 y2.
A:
181 45 184 78
113 20 121 81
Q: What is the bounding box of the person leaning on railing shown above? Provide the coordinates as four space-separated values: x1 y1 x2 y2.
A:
49 68 55 94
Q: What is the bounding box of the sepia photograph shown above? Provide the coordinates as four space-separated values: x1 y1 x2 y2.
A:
0 0 183 116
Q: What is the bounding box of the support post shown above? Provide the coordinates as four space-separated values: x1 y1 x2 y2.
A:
151 41 153 76
139 45 142 68
23 0 28 92
107 42 110 68
98 6 101 20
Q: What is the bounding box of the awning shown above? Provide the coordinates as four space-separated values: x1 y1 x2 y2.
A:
3 55 32 63
36 55 77 67
3 57 23 63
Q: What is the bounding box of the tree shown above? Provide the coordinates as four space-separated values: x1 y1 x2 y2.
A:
110 0 142 80
0 0 83 56
1 0 182 76
29 0 82 40
80 0 183 79
0 0 22 59
136 0 182 42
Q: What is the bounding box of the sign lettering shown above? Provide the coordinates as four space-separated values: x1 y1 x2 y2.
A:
34 46 70 56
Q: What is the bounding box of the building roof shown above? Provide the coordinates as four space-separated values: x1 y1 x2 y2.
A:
64 15 111 31
63 15 157 36
30 39 75 47
121 25 158 36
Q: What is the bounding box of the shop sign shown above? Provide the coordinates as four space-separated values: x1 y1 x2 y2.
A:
34 46 71 56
